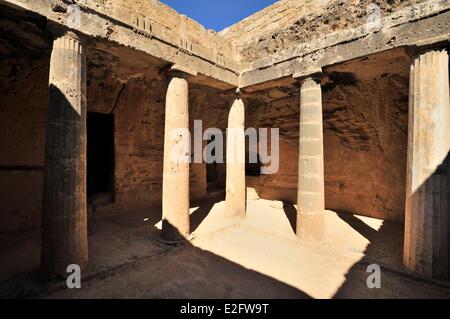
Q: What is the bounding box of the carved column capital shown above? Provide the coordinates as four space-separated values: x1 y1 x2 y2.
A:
293 67 323 85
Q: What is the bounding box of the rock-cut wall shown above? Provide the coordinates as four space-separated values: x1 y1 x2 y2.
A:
221 0 423 63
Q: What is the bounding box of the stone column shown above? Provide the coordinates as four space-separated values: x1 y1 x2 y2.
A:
162 66 192 241
296 77 325 242
41 31 88 278
404 49 450 279
225 90 246 218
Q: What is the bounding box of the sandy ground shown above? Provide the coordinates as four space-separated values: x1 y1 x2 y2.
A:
1 188 450 299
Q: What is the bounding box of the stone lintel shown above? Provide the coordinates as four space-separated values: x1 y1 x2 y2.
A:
412 34 450 48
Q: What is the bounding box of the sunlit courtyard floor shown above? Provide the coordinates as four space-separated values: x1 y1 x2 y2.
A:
1 188 450 298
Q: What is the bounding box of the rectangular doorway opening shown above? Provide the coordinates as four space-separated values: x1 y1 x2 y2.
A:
87 112 115 204
206 136 217 193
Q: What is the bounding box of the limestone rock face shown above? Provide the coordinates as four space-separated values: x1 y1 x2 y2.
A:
221 0 422 63
110 0 235 59
0 8 50 232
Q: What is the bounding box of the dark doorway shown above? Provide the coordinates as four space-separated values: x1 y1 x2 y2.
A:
206 162 218 183
246 152 262 176
87 112 115 200
206 135 218 193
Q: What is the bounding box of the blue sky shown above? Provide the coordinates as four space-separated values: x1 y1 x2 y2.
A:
160 0 278 31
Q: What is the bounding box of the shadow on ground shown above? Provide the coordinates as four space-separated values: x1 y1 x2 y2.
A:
0 193 310 299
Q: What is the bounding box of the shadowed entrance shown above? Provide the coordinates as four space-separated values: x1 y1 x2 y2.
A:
87 112 115 202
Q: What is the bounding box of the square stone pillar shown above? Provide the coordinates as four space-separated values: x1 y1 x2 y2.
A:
404 49 450 279
296 77 325 242
41 31 88 279
225 89 246 219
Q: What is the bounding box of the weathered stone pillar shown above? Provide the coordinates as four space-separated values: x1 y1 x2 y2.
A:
41 31 88 278
225 90 246 218
296 77 325 242
162 66 193 241
404 49 450 279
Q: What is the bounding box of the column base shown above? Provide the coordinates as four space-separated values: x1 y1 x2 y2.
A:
296 212 325 242
162 221 190 242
